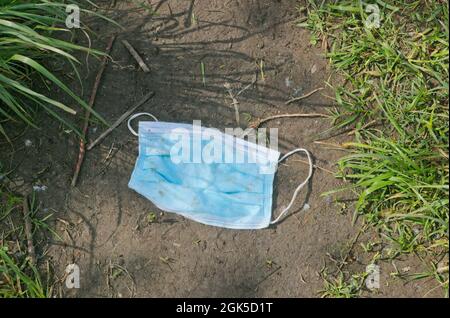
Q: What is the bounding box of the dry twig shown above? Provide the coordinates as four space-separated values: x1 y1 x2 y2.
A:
87 91 155 150
22 195 36 265
122 40 150 73
71 35 116 187
285 87 324 105
224 83 240 125
249 113 329 129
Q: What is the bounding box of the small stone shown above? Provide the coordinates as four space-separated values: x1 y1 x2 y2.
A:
285 77 292 88
33 185 47 192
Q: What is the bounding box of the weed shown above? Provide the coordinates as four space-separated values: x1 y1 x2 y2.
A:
0 187 52 297
0 246 47 298
147 212 157 224
303 0 449 295
200 61 206 86
320 269 368 298
0 0 117 141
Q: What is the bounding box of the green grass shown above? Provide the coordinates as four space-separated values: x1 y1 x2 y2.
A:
0 0 116 142
0 188 52 298
301 0 449 295
320 271 367 298
0 247 47 298
0 0 119 298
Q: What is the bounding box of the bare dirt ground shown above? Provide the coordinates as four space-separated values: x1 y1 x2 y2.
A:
0 0 441 297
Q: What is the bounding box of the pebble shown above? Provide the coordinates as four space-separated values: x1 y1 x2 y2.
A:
33 185 48 192
285 77 293 88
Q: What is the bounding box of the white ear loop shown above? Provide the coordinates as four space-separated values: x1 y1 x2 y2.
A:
127 112 158 136
270 148 313 224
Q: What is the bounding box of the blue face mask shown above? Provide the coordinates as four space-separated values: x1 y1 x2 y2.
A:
127 113 313 229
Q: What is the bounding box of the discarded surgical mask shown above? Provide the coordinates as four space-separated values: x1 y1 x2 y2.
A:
127 113 313 229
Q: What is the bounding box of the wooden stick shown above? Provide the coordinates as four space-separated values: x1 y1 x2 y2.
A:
122 40 150 73
87 91 155 150
314 140 350 150
249 113 329 129
71 35 116 187
236 72 258 97
22 195 36 265
292 159 335 175
347 120 377 136
224 83 240 125
285 87 324 105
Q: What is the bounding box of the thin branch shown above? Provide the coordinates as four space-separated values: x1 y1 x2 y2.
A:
236 72 258 97
122 40 150 73
250 113 329 129
224 83 240 125
22 195 36 265
87 91 155 150
285 87 324 105
71 35 116 187
292 159 335 175
347 120 378 136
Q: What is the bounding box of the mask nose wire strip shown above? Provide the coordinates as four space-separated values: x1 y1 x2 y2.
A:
127 112 159 136
270 148 313 224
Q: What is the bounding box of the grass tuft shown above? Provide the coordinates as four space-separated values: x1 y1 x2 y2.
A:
0 187 51 298
0 0 112 141
303 0 449 295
